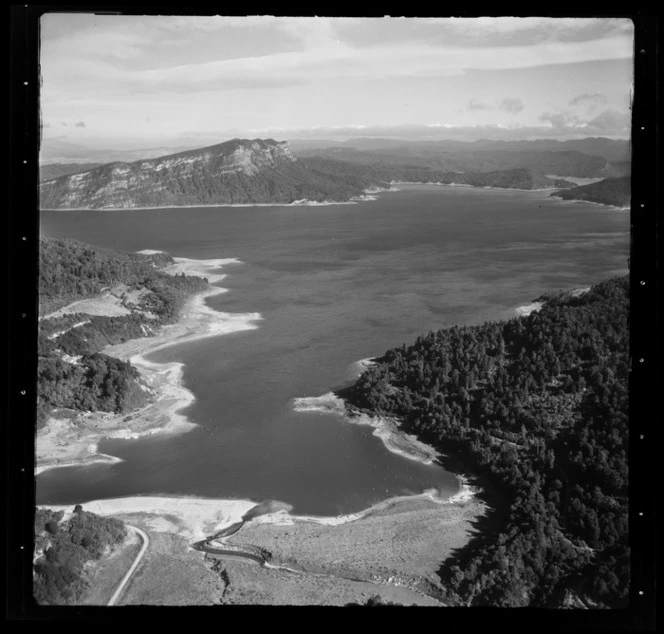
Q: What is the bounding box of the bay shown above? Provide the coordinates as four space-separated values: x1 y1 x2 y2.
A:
36 185 629 515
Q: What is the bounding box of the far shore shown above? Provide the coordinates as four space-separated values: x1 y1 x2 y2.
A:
548 193 630 210
38 187 392 212
389 180 564 192
36 256 261 475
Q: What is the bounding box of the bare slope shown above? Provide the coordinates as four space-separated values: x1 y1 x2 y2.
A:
40 138 387 209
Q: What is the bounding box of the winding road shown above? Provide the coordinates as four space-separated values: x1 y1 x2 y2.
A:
107 525 149 606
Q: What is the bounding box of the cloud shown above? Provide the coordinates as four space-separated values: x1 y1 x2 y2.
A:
61 121 68 127
258 120 630 141
75 121 86 127
539 111 582 128
538 108 629 136
40 15 634 102
500 98 524 114
585 108 630 132
466 97 523 114
569 92 608 106
467 98 492 111
437 17 633 42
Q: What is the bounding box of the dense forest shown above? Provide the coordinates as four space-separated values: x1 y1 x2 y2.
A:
33 506 127 605
37 237 208 427
551 177 631 208
345 276 629 607
39 237 173 315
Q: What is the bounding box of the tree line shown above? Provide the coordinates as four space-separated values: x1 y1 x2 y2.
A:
345 276 629 607
37 237 209 427
34 506 127 605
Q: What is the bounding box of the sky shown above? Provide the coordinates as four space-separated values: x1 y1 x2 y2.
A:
40 15 634 153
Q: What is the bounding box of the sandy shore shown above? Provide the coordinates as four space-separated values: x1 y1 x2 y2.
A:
549 194 630 211
47 495 257 541
36 256 261 475
515 286 591 318
515 301 544 317
293 392 440 466
40 481 485 606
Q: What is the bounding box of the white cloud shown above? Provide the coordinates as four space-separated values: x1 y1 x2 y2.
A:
467 98 492 111
569 92 608 106
538 108 629 135
500 98 524 114
42 34 633 101
39 16 635 144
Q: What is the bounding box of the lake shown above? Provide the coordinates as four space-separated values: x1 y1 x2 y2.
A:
36 185 630 515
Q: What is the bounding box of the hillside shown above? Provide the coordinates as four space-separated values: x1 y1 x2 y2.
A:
39 136 631 210
39 138 389 209
38 238 208 426
40 163 107 181
344 277 629 607
551 177 631 208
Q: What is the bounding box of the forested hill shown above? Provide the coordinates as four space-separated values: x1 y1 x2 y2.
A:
39 237 173 315
551 177 631 208
34 505 127 604
345 276 629 608
38 238 208 426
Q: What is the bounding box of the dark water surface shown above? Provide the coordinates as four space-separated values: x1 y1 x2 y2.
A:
37 185 629 515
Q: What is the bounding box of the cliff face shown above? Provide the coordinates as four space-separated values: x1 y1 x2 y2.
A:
39 138 374 209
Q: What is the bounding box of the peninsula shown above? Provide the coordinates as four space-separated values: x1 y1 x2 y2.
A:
37 238 261 473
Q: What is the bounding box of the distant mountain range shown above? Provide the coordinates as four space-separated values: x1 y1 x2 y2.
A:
298 145 629 179
39 137 630 210
550 176 631 208
290 136 631 164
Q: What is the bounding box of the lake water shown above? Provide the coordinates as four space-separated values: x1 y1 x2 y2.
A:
36 185 630 515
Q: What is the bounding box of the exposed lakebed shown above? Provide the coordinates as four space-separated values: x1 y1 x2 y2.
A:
37 184 629 516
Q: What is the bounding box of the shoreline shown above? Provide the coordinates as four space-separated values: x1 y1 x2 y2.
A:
548 193 630 210
292 392 440 466
39 485 486 606
390 180 564 192
39 188 392 212
516 285 591 317
515 301 545 317
36 256 262 475
39 469 481 540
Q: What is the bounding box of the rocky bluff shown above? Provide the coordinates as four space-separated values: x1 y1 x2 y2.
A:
39 138 385 209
